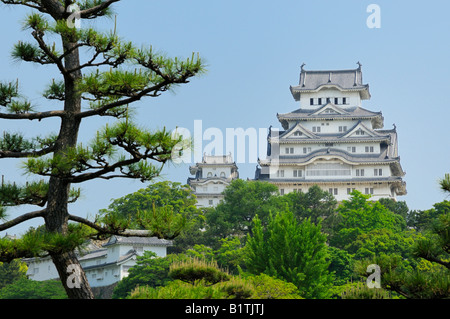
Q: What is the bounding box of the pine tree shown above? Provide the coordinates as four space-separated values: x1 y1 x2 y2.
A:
245 209 334 299
0 0 204 299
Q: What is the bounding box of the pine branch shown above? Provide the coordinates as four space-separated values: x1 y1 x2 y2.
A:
0 209 46 232
31 29 68 76
0 145 55 159
78 0 119 19
68 214 153 237
0 0 47 13
0 132 57 158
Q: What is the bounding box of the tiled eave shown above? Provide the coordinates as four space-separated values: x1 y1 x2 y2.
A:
271 136 391 144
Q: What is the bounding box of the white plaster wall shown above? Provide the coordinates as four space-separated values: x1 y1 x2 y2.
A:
299 90 362 109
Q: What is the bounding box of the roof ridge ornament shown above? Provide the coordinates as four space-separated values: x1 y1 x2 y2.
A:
301 63 306 87
355 62 362 86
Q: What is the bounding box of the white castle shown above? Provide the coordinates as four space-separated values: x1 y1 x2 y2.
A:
253 63 406 201
187 154 239 207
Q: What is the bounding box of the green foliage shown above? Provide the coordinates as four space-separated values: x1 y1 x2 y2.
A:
23 120 180 181
285 185 337 225
0 259 28 289
354 254 450 299
347 228 419 261
407 201 450 231
169 258 230 286
329 191 406 250
101 181 198 219
0 278 67 299
0 179 80 209
440 173 450 193
245 209 333 299
327 246 355 286
204 179 287 246
245 273 302 299
0 224 91 262
130 275 299 300
379 198 409 219
98 181 202 243
129 280 225 299
412 212 450 270
340 282 392 299
112 251 175 299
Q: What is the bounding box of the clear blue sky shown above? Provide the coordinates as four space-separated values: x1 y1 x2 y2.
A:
1 0 449 236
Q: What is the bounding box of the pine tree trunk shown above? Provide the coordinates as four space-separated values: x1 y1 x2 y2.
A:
43 39 94 299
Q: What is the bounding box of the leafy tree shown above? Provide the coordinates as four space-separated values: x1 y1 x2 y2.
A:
0 0 204 299
284 185 337 225
407 201 450 231
204 179 286 247
98 181 205 253
329 191 406 250
327 246 355 286
347 228 419 261
99 181 198 220
379 198 409 220
245 209 333 299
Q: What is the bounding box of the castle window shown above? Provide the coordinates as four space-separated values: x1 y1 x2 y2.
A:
318 98 322 105
285 147 294 154
310 98 314 105
356 169 365 177
293 131 302 136
334 98 339 104
293 169 303 177
343 97 347 104
276 170 284 177
365 146 374 153
374 169 382 176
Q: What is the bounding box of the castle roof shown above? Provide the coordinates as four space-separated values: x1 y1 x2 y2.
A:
290 65 371 101
277 104 383 129
275 120 393 143
259 147 404 175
